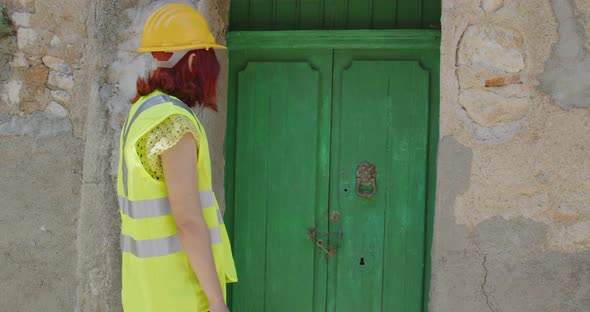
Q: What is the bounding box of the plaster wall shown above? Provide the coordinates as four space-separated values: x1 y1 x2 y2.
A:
431 1 590 311
0 1 89 311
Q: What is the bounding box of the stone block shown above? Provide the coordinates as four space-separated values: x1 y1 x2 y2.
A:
48 71 74 90
24 64 49 85
20 100 46 112
10 52 28 67
11 12 32 27
42 55 72 74
482 0 504 12
20 87 50 112
51 89 71 104
459 89 530 127
50 35 61 47
1 80 22 107
45 101 69 118
458 24 525 73
16 27 38 50
0 111 72 137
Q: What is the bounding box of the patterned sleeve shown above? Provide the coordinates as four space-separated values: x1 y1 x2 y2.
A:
135 114 200 181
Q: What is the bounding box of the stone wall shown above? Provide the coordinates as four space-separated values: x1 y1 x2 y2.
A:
0 0 229 311
431 0 590 311
0 0 89 311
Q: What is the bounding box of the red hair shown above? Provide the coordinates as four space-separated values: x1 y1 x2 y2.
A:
132 49 220 111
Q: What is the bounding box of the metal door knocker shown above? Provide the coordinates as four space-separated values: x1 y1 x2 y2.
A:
356 162 377 199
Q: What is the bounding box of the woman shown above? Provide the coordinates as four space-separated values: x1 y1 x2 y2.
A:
117 3 237 312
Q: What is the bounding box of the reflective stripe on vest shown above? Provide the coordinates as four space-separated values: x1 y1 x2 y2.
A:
118 190 218 220
121 95 197 196
121 226 222 258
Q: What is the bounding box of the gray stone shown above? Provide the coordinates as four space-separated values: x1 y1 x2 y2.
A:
42 55 72 74
456 106 523 143
458 24 525 73
48 71 74 90
0 112 71 138
45 101 69 118
16 27 38 50
459 89 530 126
538 0 590 109
10 52 28 67
50 35 61 47
51 89 71 104
1 80 22 107
11 12 32 27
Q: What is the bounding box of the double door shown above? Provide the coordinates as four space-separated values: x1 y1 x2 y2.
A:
227 39 438 312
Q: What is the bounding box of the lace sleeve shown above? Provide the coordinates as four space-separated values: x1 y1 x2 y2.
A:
135 115 200 181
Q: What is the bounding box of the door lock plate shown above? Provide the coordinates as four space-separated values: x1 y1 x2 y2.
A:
306 226 343 258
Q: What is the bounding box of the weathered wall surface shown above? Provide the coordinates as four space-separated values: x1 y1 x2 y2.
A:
0 0 229 311
0 0 89 311
432 0 590 311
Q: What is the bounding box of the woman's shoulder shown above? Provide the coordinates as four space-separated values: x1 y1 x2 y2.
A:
149 114 199 145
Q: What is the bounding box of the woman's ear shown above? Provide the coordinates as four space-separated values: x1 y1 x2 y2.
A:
188 52 197 73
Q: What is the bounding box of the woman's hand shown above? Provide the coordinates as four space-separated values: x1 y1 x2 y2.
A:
209 299 230 312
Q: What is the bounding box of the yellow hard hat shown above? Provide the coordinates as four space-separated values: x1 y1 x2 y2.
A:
138 3 226 52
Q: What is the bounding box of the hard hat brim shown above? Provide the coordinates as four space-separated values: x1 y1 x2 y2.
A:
137 43 227 53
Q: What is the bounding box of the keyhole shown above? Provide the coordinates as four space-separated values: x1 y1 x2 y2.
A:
360 257 365 265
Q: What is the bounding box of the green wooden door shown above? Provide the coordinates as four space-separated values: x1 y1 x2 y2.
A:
229 49 333 311
226 31 439 312
326 50 430 312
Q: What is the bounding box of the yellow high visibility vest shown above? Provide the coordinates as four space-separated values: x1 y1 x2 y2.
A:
117 90 237 312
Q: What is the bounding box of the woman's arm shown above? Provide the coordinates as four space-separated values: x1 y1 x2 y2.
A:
161 133 228 312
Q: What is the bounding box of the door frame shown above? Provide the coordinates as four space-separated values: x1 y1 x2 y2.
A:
224 29 440 311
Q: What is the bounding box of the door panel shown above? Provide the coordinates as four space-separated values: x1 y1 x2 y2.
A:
231 50 333 312
328 51 430 312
